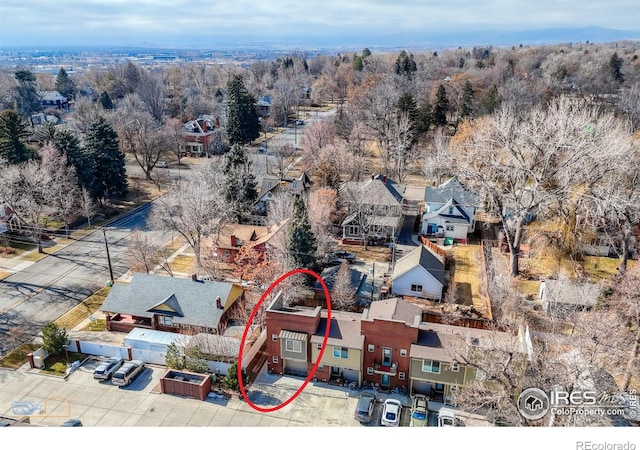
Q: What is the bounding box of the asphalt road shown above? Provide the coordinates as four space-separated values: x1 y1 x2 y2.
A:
0 203 157 358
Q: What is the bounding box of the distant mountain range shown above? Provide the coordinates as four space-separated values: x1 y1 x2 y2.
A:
1 26 638 53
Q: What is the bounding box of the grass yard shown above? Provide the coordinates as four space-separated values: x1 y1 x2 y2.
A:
41 352 84 376
168 254 196 273
0 270 11 281
339 243 391 264
54 286 111 331
450 244 489 317
80 318 106 332
0 343 40 369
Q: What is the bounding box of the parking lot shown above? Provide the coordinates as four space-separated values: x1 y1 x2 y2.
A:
0 358 417 427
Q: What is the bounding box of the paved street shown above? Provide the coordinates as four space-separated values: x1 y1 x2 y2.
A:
0 203 161 358
0 361 412 427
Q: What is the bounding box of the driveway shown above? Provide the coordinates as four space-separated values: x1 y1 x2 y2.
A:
0 360 412 427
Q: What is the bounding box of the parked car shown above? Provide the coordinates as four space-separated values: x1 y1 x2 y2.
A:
296 119 304 125
111 360 145 387
410 394 429 427
93 357 124 380
156 161 168 168
381 399 402 427
332 250 356 263
60 419 83 427
438 410 457 427
323 257 348 268
354 392 377 423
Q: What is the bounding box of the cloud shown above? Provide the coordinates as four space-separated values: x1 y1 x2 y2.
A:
1 0 638 46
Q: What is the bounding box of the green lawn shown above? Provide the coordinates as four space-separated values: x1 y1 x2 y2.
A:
41 352 84 376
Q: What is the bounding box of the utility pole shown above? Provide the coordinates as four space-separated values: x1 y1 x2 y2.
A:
102 227 114 285
370 262 375 302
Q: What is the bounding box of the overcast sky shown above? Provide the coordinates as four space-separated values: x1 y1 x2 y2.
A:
1 0 639 47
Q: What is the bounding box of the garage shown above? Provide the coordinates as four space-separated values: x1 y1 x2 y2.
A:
411 380 433 397
284 359 308 377
342 369 360 384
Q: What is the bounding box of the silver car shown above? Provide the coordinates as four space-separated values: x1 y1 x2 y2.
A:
112 360 145 387
93 357 124 380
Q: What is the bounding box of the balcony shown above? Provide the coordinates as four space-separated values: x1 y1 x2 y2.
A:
371 360 398 376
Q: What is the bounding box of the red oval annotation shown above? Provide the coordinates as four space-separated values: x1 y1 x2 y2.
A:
237 268 332 413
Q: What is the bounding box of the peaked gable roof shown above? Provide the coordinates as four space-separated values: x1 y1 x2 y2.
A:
344 174 405 207
101 274 242 330
424 177 479 206
146 293 185 317
392 245 446 285
423 198 472 224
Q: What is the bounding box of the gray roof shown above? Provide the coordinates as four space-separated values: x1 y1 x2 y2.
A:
101 274 242 330
392 245 446 286
38 90 66 102
541 280 601 307
344 175 405 207
310 310 365 349
424 177 479 206
366 297 422 324
315 265 367 293
422 199 471 225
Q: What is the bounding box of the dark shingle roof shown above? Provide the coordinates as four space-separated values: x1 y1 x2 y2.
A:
424 177 479 206
101 274 242 330
344 175 405 207
392 245 446 285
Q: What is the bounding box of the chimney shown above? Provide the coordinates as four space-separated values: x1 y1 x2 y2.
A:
382 175 387 183
192 274 198 281
216 296 223 309
371 175 375 180
230 235 237 247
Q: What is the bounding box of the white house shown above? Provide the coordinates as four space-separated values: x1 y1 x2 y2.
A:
391 245 446 300
422 177 479 244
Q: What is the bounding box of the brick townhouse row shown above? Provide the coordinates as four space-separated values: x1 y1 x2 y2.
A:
266 293 524 401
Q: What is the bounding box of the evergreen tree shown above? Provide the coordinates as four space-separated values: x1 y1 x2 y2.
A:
459 80 475 120
397 92 418 123
394 50 417 77
98 91 114 110
222 144 258 222
55 67 76 99
226 74 260 146
433 84 449 126
223 361 249 392
362 48 371 59
415 101 433 135
14 69 41 122
610 52 624 83
479 85 500 116
84 117 127 204
0 109 35 163
41 322 68 356
287 196 317 271
352 55 364 72
53 129 95 192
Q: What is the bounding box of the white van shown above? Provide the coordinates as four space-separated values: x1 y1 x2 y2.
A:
111 360 145 387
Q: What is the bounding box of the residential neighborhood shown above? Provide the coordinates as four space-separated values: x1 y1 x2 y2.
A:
1 5 640 439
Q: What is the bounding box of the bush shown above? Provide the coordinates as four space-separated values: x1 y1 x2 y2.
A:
223 361 249 392
41 322 68 356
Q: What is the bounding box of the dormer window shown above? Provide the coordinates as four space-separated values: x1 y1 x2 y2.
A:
292 180 296 188
267 181 272 188
448 206 454 214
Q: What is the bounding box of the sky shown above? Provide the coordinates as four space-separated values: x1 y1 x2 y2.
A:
0 0 639 48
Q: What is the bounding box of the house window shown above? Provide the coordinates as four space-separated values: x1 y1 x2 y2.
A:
159 316 173 327
411 284 423 292
285 339 302 353
272 356 278 363
382 348 392 366
400 349 407 357
368 344 375 352
422 360 441 374
348 225 359 236
446 225 455 232
333 347 348 359
367 367 374 375
292 180 296 188
317 343 322 350
318 364 324 371
399 372 405 380
267 181 272 188
272 334 279 341
451 362 459 372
